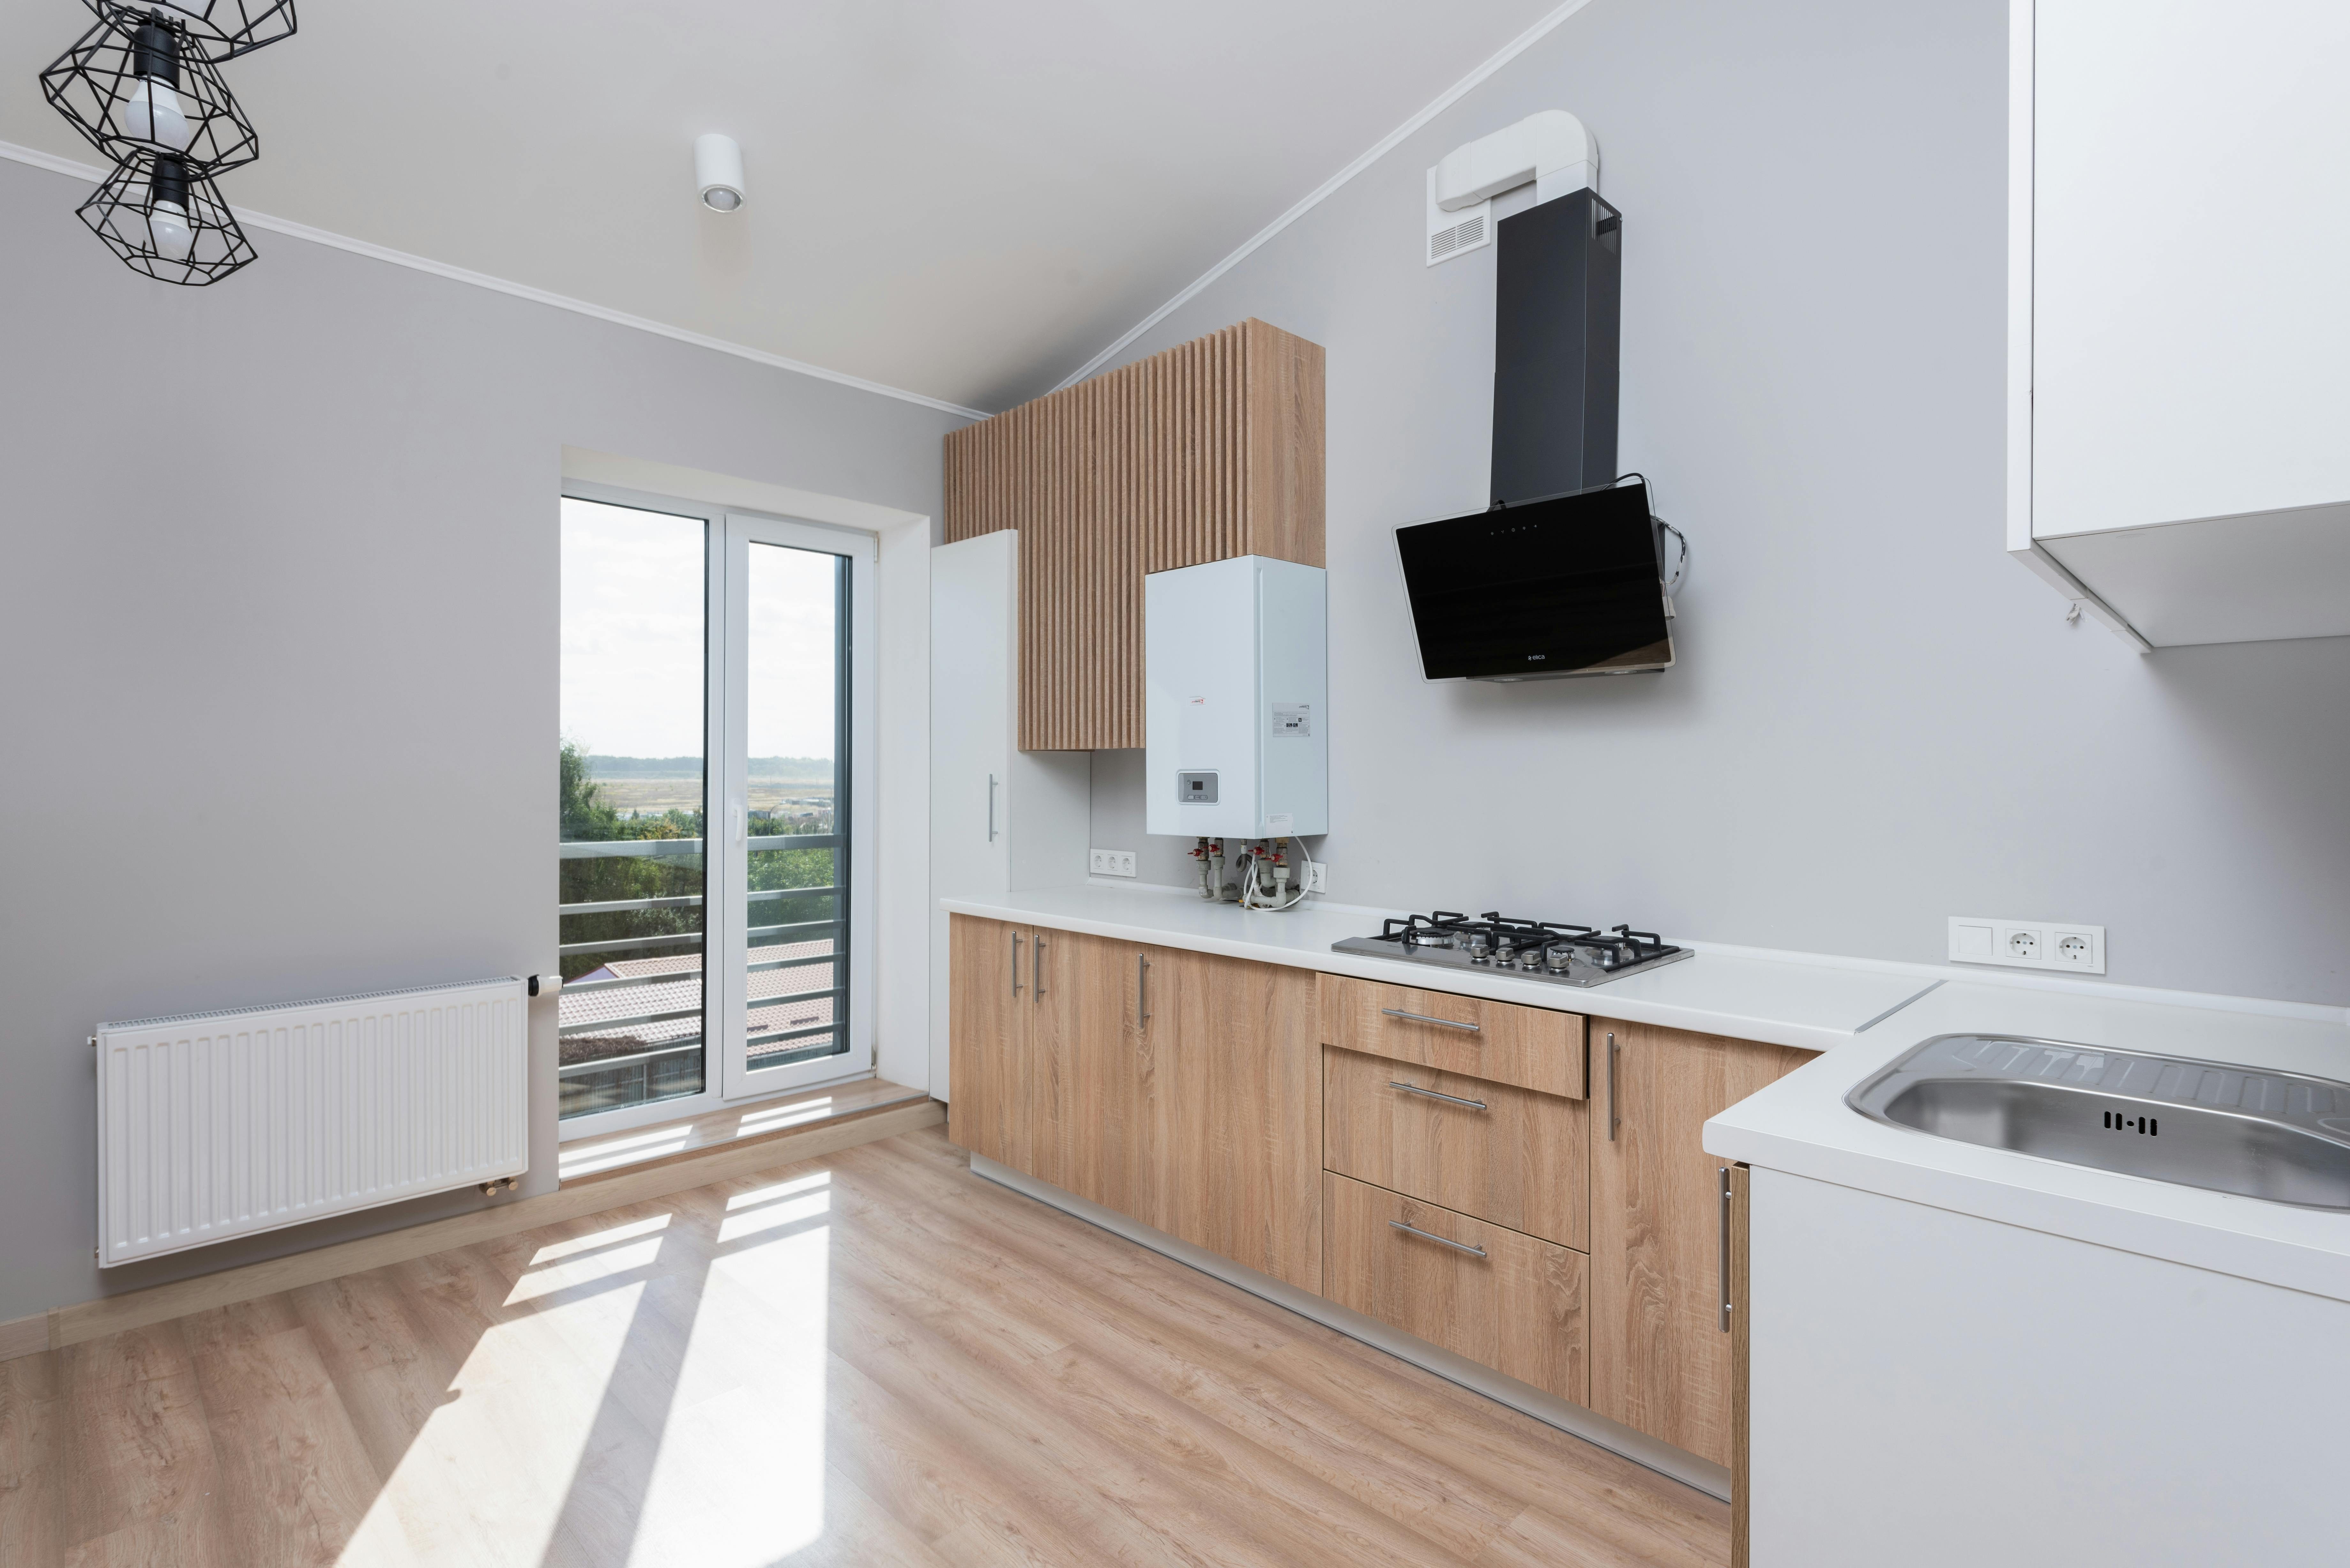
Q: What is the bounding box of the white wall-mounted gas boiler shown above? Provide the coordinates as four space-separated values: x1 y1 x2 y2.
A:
1144 555 1328 840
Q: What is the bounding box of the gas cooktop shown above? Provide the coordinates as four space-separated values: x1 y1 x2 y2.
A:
1331 911 1692 989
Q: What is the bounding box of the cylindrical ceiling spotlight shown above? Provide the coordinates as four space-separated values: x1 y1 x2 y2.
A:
78 150 257 284
41 15 261 172
81 0 297 64
695 133 745 213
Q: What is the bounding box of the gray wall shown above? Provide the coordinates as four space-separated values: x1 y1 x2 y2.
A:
0 156 964 1325
1089 0 2350 1006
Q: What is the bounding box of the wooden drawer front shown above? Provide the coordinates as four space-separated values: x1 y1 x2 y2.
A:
1323 1045 1588 1251
1319 975 1585 1099
1323 1172 1586 1404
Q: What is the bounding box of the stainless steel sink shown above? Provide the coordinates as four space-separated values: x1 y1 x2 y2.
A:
1848 1034 2350 1209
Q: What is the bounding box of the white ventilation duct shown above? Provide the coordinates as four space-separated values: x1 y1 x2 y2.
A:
1425 110 1598 266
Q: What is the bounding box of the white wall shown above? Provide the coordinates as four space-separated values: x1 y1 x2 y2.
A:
1086 0 2350 1005
0 155 967 1324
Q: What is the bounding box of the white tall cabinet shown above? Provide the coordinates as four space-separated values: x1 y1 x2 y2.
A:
927 531 1089 1097
2010 0 2350 648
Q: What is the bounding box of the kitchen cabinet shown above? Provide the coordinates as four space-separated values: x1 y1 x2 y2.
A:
947 915 1118 1193
1323 1171 1587 1405
1323 1043 1589 1250
2010 0 2350 646
1318 974 1586 1099
943 317 1325 750
948 916 1322 1293
1588 1021 1809 1467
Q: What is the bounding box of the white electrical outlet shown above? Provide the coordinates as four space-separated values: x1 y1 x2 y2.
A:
1304 863 1328 894
1089 848 1137 878
1949 916 2104 975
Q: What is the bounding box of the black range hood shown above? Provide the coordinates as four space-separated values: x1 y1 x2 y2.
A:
1491 189 1622 505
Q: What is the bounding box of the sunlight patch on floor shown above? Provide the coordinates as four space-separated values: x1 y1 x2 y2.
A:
336 1280 653 1567
625 1187 833 1563
724 1169 831 1210
530 1212 672 1265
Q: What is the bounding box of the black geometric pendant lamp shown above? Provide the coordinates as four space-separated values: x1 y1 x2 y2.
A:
39 3 297 285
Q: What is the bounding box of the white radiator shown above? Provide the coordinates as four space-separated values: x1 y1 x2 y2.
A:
96 976 530 1267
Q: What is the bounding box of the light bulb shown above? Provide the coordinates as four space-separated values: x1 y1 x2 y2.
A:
125 78 193 153
148 200 194 261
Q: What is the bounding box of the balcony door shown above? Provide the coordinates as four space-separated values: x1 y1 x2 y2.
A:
558 488 876 1137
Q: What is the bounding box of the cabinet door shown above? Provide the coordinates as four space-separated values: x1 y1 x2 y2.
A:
1589 1021 1810 1467
946 915 1016 1161
1135 944 1323 1292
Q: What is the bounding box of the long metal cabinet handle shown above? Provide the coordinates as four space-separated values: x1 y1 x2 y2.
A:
1381 1006 1481 1033
1606 1032 1619 1141
987 773 998 842
1389 1219 1488 1259
1718 1165 1733 1333
1388 1080 1488 1112
1034 933 1046 996
1010 931 1023 996
1137 954 1150 1022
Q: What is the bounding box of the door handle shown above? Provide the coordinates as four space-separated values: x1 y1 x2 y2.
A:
1034 933 1046 997
1137 953 1150 1022
730 800 746 845
987 773 998 842
1381 1006 1481 1032
1718 1165 1734 1333
1389 1219 1487 1260
1010 931 1023 996
1606 1032 1620 1142
1388 1080 1488 1112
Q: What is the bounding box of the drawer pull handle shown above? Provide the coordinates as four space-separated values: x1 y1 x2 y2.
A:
1388 1080 1488 1112
1381 1006 1481 1033
1389 1219 1487 1259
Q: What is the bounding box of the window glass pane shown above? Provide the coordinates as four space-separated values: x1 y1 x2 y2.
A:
745 541 847 1074
557 498 707 1119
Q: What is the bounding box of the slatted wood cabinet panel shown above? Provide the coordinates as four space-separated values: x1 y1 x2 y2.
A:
1588 1020 1812 1468
1323 1044 1590 1250
1323 1171 1588 1405
943 317 1325 751
1318 974 1587 1098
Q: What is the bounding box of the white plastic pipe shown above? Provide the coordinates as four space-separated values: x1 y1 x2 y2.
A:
1434 110 1597 211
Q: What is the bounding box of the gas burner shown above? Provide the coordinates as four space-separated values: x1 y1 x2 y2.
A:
1338 910 1691 989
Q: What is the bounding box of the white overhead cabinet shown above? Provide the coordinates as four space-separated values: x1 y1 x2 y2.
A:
2010 0 2350 648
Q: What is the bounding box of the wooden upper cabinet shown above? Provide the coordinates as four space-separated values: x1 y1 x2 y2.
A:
943 318 1326 751
1588 1020 1812 1468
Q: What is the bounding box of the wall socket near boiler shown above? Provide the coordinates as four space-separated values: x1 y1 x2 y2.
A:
1089 848 1137 878
1949 916 2105 975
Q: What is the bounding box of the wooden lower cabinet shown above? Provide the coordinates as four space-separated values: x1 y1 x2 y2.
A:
1323 1044 1589 1250
946 915 1322 1293
1323 1172 1587 1405
1588 1020 1811 1468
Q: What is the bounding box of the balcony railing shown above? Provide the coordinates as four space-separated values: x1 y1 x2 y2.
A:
557 831 845 1112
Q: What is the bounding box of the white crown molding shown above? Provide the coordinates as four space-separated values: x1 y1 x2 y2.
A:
0 139 988 422
1051 0 1597 394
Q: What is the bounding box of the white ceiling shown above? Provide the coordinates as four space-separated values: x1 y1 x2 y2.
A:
3 0 1567 412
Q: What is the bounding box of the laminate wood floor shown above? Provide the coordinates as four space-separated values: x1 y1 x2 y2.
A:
0 1127 1727 1567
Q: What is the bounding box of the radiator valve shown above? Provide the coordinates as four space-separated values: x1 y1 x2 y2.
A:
479 1176 518 1196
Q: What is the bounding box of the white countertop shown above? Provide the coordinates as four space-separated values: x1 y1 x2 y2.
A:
942 883 1945 1053
1703 980 2350 1302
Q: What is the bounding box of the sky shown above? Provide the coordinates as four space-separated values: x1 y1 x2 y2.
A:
560 497 840 761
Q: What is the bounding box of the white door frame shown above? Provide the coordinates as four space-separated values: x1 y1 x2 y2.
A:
558 482 877 1143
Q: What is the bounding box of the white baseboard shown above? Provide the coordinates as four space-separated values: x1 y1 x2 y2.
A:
970 1154 1732 1502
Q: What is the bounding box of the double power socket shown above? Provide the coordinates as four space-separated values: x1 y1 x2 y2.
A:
1948 916 2105 975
